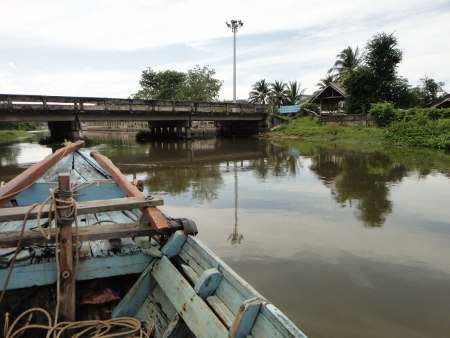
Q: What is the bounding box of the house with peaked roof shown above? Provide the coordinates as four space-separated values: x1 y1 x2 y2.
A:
422 94 450 108
309 83 346 114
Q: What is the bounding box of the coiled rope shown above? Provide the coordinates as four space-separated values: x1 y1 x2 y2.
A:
1 156 154 337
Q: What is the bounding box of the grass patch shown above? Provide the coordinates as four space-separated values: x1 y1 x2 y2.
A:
0 130 33 145
271 117 385 144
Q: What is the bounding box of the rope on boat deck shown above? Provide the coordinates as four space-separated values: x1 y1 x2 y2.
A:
3 308 154 338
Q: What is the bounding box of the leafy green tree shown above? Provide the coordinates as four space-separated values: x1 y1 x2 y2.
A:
132 65 222 102
364 32 403 103
248 79 271 104
177 65 223 102
333 46 362 81
270 80 287 108
343 32 409 113
414 76 447 106
343 66 377 114
133 68 186 100
285 80 306 105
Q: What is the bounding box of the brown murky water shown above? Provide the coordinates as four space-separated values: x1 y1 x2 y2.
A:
1 132 450 337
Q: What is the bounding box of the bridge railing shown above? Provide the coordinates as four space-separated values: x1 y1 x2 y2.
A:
0 94 267 114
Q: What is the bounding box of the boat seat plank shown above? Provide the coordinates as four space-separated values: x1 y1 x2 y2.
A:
152 256 228 337
188 236 262 300
0 196 164 222
194 268 223 300
229 297 263 338
0 222 157 248
206 295 234 329
160 230 187 258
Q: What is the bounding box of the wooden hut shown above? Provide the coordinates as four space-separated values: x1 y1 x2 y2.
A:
309 83 346 114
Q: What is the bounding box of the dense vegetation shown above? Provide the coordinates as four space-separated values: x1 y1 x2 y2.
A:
271 105 450 150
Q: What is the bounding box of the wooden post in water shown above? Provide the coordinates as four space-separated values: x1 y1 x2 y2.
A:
57 173 76 322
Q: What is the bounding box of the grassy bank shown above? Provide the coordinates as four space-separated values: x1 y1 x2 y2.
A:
0 130 33 145
266 117 385 145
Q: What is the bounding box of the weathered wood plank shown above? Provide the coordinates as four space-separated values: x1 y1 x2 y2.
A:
0 196 163 222
160 230 186 258
206 295 234 329
152 256 228 337
161 314 191 338
229 298 263 338
0 252 153 290
111 258 159 318
0 222 156 248
250 304 308 338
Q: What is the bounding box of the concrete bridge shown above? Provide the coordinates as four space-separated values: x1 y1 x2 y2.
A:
0 94 269 140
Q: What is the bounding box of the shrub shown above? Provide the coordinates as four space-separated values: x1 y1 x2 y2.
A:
368 102 398 127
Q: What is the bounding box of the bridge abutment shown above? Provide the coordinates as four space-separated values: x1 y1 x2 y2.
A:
48 116 82 141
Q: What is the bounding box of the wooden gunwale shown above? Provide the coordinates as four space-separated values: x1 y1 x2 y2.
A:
90 152 169 232
0 140 85 208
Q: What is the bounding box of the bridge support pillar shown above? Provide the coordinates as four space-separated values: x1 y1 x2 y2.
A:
48 116 82 141
148 121 190 140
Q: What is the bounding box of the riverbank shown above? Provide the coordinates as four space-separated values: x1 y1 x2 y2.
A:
261 117 386 145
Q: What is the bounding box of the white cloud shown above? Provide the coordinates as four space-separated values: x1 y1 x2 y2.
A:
0 0 449 99
8 62 16 68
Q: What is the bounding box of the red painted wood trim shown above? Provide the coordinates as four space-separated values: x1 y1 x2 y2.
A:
0 140 85 208
90 152 169 232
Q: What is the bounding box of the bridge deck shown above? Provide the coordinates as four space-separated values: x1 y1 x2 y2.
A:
0 94 268 122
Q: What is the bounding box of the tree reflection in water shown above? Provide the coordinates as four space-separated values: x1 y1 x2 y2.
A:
76 133 450 229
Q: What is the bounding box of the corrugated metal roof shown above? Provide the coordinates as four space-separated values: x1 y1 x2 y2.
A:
278 105 301 114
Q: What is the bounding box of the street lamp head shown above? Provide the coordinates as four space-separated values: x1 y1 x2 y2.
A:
227 19 244 33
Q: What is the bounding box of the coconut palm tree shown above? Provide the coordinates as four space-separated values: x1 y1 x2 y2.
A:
270 80 287 108
248 79 270 104
285 80 306 105
333 46 362 80
316 72 338 91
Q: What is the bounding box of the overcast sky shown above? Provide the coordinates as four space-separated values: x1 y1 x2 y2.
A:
1 0 449 101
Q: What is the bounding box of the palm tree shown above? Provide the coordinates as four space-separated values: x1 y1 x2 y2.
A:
285 80 306 105
333 46 362 80
270 80 287 108
316 72 338 91
248 79 270 104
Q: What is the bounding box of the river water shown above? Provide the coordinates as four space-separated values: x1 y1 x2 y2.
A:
1 132 450 338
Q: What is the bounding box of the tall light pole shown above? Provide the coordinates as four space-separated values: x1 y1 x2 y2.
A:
226 20 243 103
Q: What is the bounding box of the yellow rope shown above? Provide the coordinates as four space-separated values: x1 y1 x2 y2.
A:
3 308 154 338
